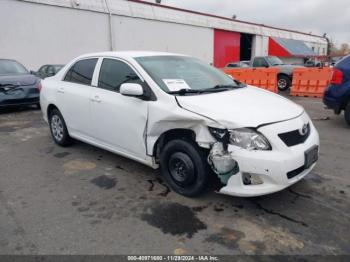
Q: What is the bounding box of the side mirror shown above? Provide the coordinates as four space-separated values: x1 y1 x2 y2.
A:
120 83 144 97
30 70 36 75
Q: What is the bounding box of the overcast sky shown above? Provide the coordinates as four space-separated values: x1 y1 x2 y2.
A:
143 0 350 46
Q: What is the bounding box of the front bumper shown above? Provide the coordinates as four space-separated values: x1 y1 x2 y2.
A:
219 113 320 197
0 87 39 107
323 84 350 114
323 94 342 114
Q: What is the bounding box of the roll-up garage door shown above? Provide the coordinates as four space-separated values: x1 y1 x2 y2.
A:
214 29 240 68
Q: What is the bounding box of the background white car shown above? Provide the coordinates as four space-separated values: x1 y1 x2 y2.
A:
40 51 319 197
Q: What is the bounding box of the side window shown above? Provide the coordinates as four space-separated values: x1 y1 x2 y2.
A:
98 58 142 92
64 58 98 85
47 66 55 76
39 65 48 74
253 58 267 67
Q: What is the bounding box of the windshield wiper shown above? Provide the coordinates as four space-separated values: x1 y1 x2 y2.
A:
168 82 245 96
208 82 245 90
168 89 204 95
234 80 247 87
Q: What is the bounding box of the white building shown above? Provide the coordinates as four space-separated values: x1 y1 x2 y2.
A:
0 0 328 70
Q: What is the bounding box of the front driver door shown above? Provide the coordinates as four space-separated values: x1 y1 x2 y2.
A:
90 58 149 160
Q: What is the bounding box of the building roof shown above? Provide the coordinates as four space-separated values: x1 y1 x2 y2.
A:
269 37 317 57
128 0 324 40
274 37 317 56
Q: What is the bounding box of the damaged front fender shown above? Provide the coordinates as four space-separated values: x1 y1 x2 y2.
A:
146 98 240 186
146 100 219 157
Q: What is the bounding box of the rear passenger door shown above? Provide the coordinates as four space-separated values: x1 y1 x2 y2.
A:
57 58 98 138
90 58 148 160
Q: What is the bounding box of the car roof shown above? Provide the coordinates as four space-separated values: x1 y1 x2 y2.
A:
77 51 188 60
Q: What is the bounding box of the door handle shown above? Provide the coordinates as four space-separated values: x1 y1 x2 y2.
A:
91 95 101 103
57 87 65 94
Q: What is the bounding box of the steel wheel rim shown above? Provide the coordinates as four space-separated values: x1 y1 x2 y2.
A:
51 115 64 141
168 152 195 186
278 79 287 89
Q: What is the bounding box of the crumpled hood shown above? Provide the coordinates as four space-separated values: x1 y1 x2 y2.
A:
176 86 304 128
0 74 38 86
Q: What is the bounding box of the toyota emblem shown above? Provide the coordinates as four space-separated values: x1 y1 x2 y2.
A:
299 123 309 136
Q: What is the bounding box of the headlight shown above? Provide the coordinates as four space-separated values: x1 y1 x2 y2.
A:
229 128 271 150
209 127 271 151
208 127 230 143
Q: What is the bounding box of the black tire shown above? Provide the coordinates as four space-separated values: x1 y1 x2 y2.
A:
277 75 291 91
160 139 210 197
345 102 350 126
49 108 72 147
36 103 41 110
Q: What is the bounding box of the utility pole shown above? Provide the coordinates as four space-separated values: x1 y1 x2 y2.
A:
104 0 115 51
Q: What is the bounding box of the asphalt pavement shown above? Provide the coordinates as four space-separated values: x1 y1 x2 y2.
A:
0 96 349 255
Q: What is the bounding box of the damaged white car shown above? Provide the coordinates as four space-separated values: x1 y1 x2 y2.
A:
40 51 319 197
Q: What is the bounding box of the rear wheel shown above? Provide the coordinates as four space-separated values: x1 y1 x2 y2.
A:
278 75 291 91
345 102 350 126
160 139 210 197
49 108 72 146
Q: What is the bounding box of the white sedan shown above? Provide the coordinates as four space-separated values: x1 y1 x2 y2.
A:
40 51 319 197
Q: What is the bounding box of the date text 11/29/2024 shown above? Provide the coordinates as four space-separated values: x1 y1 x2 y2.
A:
127 255 219 261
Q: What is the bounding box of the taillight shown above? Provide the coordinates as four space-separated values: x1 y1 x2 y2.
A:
37 81 42 92
331 68 343 85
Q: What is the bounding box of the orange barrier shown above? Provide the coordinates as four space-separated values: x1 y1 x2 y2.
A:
290 67 333 98
222 68 278 93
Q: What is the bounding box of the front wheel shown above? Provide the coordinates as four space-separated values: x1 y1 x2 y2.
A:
160 139 210 197
345 102 350 126
49 108 72 146
277 75 291 91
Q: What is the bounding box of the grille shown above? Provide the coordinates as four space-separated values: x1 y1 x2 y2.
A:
278 123 310 147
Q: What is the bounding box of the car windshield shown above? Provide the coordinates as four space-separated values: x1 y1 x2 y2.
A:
135 56 241 94
267 56 284 66
0 60 28 75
